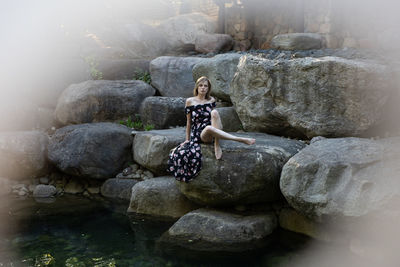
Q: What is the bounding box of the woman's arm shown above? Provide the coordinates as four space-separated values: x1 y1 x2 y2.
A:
184 98 192 142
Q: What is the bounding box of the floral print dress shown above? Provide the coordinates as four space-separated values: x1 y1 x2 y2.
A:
168 102 216 182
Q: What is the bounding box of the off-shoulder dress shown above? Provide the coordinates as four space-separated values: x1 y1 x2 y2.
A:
167 102 216 182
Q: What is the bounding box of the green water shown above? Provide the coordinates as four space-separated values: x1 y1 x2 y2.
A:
0 196 314 267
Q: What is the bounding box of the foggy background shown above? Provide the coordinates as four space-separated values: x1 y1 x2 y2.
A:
1 0 400 266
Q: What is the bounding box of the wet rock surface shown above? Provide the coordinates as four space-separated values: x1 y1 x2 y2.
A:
158 208 277 252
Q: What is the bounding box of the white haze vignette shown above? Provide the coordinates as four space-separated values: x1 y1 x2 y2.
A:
0 0 400 266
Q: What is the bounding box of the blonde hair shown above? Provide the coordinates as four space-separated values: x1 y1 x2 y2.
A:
193 76 212 100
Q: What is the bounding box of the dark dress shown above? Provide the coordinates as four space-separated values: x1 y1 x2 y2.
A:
167 102 216 182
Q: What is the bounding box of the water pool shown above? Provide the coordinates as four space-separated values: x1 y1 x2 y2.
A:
0 195 326 267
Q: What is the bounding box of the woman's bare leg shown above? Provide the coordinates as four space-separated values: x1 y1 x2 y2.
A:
211 110 223 159
200 125 256 147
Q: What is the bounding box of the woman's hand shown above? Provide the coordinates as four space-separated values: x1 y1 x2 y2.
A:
180 140 189 146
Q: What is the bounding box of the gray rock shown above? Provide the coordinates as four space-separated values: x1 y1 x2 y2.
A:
192 53 241 102
139 97 186 129
64 180 85 194
55 80 155 126
195 33 233 54
33 184 57 198
178 132 305 206
158 208 277 252
280 137 400 223
231 55 391 138
114 23 168 59
279 208 338 242
133 128 186 175
150 56 209 97
96 59 150 80
271 33 324 50
127 177 198 219
157 12 217 52
101 178 140 201
0 131 48 179
48 123 132 179
215 107 243 132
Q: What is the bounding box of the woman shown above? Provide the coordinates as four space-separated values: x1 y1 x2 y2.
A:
168 76 255 182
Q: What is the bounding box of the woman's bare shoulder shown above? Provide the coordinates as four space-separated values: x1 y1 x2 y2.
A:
185 97 195 106
210 96 216 103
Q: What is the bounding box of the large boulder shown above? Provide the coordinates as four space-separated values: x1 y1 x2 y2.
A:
280 137 400 223
231 55 391 138
158 208 277 252
193 53 241 102
271 33 324 50
150 56 208 97
178 132 305 206
157 13 217 52
133 128 186 175
195 33 233 54
215 107 243 132
48 123 132 179
139 97 186 129
0 131 48 179
127 176 198 219
55 80 155 126
101 178 140 201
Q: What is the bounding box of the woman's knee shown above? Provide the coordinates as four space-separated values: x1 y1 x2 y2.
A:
211 109 220 119
204 125 215 133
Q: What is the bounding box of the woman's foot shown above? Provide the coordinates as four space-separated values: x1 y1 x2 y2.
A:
240 138 256 145
214 142 222 159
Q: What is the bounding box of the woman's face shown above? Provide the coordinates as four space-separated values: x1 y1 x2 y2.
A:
197 80 209 96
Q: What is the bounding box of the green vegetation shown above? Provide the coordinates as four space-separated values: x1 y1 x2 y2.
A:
84 56 103 80
133 69 151 84
119 114 154 131
144 124 155 131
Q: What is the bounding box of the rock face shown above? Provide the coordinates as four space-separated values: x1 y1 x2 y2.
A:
114 23 168 59
215 107 243 132
55 80 155 126
139 97 186 129
48 123 132 179
178 132 305 206
193 53 241 102
158 208 277 252
0 131 48 179
271 33 324 50
231 55 390 138
157 12 217 52
195 33 233 54
280 137 400 223
96 59 150 80
127 177 198 219
133 128 186 176
150 56 208 97
101 178 140 201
